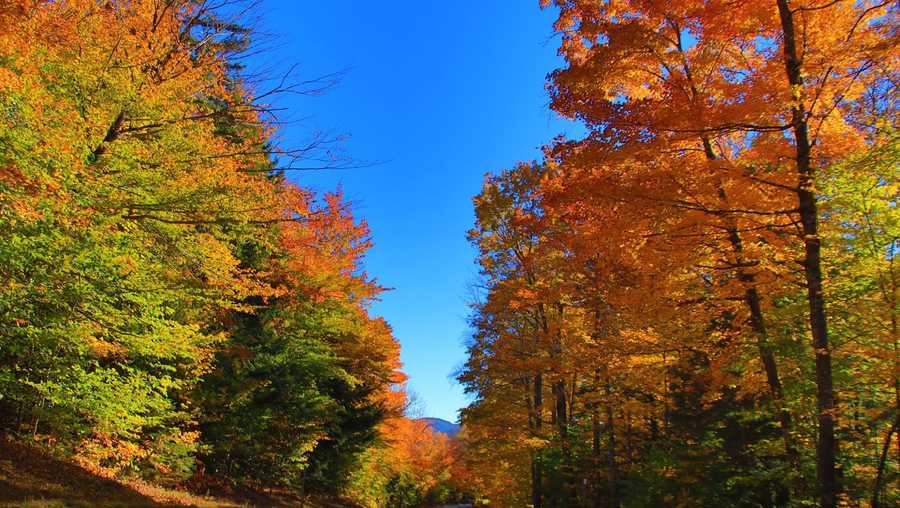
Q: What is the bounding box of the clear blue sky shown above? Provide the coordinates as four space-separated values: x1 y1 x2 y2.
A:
250 1 580 422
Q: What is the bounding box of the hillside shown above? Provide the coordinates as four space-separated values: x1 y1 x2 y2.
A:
0 438 352 508
418 418 461 437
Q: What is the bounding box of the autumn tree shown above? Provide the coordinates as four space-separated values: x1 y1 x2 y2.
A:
460 3 896 506
0 0 405 499
541 1 898 506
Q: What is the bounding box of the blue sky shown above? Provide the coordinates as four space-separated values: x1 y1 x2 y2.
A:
251 1 581 422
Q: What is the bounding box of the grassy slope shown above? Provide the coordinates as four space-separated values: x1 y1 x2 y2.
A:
0 438 351 508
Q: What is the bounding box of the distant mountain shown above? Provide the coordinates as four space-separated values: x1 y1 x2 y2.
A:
419 417 461 437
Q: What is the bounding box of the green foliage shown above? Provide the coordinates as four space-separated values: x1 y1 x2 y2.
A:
197 297 385 494
0 1 401 502
386 472 426 508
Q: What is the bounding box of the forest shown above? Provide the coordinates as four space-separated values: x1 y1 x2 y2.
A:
0 0 463 506
457 1 898 507
0 1 898 508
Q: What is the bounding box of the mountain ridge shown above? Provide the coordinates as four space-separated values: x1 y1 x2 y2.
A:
418 417 461 437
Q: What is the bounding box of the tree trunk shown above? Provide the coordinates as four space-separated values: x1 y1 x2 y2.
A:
775 2 838 506
709 136 800 493
871 415 898 508
678 21 800 492
721 209 802 501
605 377 619 508
533 372 544 508
555 379 575 506
592 403 602 508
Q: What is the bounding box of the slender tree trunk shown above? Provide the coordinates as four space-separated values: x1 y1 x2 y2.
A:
676 22 800 493
605 377 619 508
32 395 45 439
625 412 633 462
555 379 575 506
871 415 898 508
662 351 669 435
532 455 543 508
709 136 800 489
745 282 799 506
592 400 603 508
547 302 576 505
719 204 803 501
775 3 838 506
91 109 125 158
699 132 802 501
534 372 544 508
878 242 898 490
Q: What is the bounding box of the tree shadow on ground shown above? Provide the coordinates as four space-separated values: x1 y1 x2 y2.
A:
0 437 181 507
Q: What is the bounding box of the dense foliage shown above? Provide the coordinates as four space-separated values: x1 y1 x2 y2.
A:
0 1 462 504
459 1 898 507
347 416 470 507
